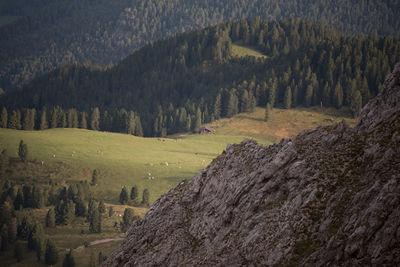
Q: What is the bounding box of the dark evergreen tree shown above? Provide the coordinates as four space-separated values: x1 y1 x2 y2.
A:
134 115 143 137
8 110 19 129
22 185 33 208
40 110 48 130
0 107 7 128
17 216 34 240
33 186 45 208
18 140 28 162
36 235 45 261
350 90 362 118
130 186 138 203
0 149 8 175
108 206 114 217
119 187 128 205
89 208 101 233
142 189 150 206
13 189 24 210
87 198 96 222
50 107 58 128
0 224 8 251
90 107 100 130
333 82 344 108
80 112 87 129
284 87 292 109
120 208 135 232
98 200 106 214
63 249 75 267
265 103 271 122
45 239 58 265
91 169 98 186
192 107 202 133
75 198 87 217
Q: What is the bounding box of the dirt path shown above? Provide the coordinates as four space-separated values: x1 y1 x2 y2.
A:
76 237 124 249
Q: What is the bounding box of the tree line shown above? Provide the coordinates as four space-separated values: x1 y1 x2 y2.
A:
1 19 399 136
1 0 399 91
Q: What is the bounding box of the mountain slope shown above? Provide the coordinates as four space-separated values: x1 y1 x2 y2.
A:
1 0 400 91
1 19 399 137
103 64 400 266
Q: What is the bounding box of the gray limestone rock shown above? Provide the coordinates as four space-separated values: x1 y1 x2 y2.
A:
103 63 400 266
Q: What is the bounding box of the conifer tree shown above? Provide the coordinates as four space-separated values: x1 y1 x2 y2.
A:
17 215 32 240
50 107 58 128
121 208 135 232
90 107 100 130
80 112 87 129
75 198 87 217
40 110 48 130
33 186 45 208
213 93 222 120
284 87 292 109
1 224 8 251
18 140 28 162
192 107 202 133
130 186 138 203
28 222 44 251
89 208 101 233
305 84 313 107
61 112 67 128
350 90 362 118
98 200 106 214
63 249 75 267
45 239 58 265
91 169 98 186
13 189 24 210
0 107 7 128
36 235 45 261
268 79 277 107
333 82 344 108
264 103 271 122
134 116 143 136
8 110 18 129
0 149 8 175
240 90 249 113
16 110 22 129
108 206 114 217
142 189 150 206
126 111 135 135
119 187 128 204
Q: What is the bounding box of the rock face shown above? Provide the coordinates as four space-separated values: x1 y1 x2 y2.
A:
104 64 400 266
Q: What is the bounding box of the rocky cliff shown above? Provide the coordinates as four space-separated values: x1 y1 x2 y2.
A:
104 63 400 266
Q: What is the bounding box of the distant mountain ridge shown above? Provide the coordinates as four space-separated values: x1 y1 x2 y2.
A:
102 63 400 266
0 0 399 91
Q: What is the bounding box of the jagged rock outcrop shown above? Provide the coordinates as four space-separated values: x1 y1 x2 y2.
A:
104 63 400 266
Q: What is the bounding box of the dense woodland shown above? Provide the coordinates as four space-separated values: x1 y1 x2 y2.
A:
0 0 399 91
1 19 399 136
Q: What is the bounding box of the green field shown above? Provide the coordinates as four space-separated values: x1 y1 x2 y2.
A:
0 106 356 266
231 43 267 59
0 128 264 204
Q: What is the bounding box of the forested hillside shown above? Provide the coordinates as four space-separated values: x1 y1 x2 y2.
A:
0 0 399 91
1 19 399 137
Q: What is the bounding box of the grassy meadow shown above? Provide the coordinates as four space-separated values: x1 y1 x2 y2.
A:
231 43 267 59
0 106 356 266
